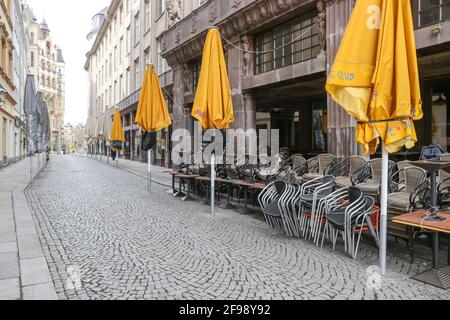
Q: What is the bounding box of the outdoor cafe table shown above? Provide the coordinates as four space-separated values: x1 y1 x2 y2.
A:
215 178 236 210
231 180 255 214
196 176 212 205
168 172 181 195
393 211 450 290
176 174 199 201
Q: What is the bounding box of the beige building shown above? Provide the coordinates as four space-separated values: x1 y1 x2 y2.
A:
0 0 18 165
36 20 65 153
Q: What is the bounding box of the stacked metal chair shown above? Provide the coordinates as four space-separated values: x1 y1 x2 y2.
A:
301 154 335 182
330 156 367 188
320 187 378 259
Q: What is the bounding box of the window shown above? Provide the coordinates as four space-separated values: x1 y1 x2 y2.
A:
134 12 140 45
31 52 35 67
114 46 118 69
255 10 320 75
145 0 151 31
419 0 450 27
119 37 124 61
126 26 131 53
134 58 140 90
145 46 151 65
126 67 131 94
157 0 165 17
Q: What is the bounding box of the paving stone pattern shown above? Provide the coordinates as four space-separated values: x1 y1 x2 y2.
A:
25 156 450 300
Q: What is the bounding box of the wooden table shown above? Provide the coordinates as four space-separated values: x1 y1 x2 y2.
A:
393 210 450 290
249 183 266 207
168 172 181 195
196 176 212 205
215 178 237 210
231 180 254 214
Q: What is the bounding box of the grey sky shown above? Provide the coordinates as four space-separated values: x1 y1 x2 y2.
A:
26 0 111 126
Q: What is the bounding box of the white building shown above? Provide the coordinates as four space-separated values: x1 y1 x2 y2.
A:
85 0 207 166
11 0 29 161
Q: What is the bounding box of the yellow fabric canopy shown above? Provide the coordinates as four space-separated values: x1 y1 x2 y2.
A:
109 108 125 151
326 0 422 155
192 28 234 130
135 65 172 132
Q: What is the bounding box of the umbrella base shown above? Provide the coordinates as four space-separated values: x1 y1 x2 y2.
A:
173 191 186 198
220 202 237 210
181 195 195 202
413 267 450 290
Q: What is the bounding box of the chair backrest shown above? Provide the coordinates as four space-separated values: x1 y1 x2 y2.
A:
370 159 383 183
274 181 287 196
396 160 411 184
439 153 450 161
404 167 427 193
349 156 367 177
319 154 335 175
308 157 319 174
348 187 364 204
292 154 306 169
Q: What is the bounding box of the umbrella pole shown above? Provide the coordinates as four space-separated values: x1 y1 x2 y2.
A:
30 154 32 184
148 149 152 192
211 153 215 216
380 143 389 275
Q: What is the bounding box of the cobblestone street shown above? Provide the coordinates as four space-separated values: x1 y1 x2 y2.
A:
24 156 450 300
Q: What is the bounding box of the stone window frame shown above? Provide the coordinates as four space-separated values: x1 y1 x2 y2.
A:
254 10 321 75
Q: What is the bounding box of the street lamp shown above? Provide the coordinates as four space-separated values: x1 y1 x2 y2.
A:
0 84 7 107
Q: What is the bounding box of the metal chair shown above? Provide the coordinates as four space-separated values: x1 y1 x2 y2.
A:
258 181 287 232
302 154 335 182
298 175 336 238
353 158 396 198
330 156 367 188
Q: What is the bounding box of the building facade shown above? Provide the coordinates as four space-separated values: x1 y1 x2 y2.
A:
86 0 450 166
158 0 450 161
9 0 29 163
0 0 18 164
36 20 65 153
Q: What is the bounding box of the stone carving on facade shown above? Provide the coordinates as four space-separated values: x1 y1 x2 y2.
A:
240 35 252 77
183 63 193 94
167 0 183 28
175 24 182 44
231 0 242 9
191 12 198 35
209 0 218 23
316 0 327 56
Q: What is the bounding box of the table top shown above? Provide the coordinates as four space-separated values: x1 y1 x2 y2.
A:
392 211 450 235
177 174 200 179
412 160 450 173
249 183 266 190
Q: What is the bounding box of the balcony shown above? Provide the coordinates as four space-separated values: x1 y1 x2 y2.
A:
115 71 173 112
159 69 173 88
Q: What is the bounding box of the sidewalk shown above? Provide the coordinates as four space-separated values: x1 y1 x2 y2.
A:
83 154 173 187
0 154 57 300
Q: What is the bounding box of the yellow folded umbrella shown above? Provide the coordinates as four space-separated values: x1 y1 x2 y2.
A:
192 28 234 130
135 65 172 132
326 0 422 155
326 0 423 275
109 108 125 152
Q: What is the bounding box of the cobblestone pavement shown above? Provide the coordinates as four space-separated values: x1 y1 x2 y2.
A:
25 156 450 300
